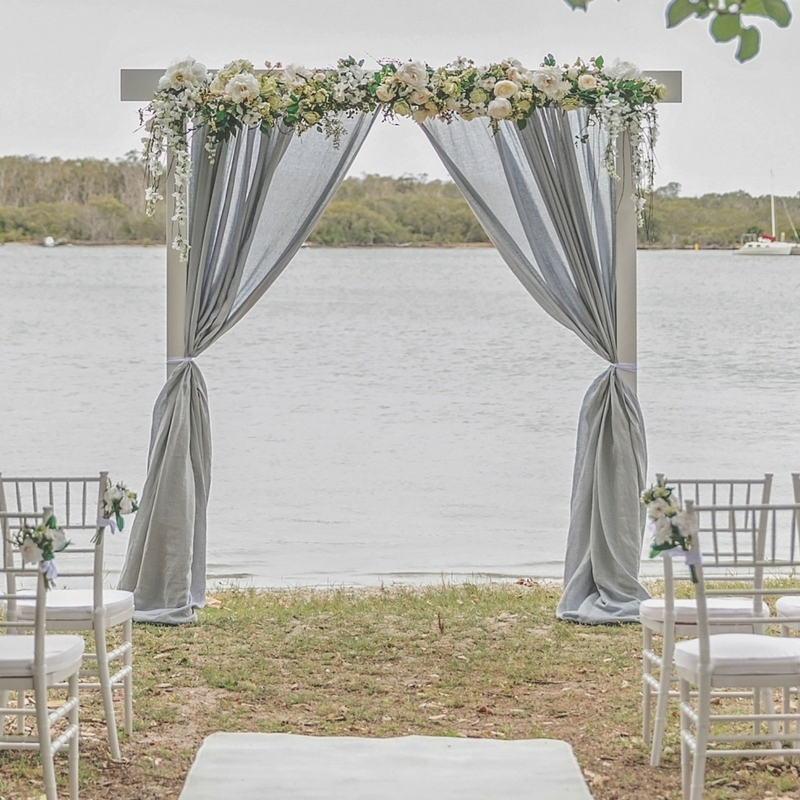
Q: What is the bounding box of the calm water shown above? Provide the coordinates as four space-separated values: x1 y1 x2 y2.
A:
2 245 800 587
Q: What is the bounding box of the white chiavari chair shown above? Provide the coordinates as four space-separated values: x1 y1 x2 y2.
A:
0 474 134 759
0 508 83 800
640 474 773 766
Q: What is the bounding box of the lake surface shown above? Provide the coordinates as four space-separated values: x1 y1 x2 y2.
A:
2 245 800 588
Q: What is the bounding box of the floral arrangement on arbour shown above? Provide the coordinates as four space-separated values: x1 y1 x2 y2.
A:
15 513 69 589
641 478 700 581
141 54 666 258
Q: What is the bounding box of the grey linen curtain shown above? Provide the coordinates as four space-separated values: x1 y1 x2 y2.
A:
423 108 648 623
120 113 375 624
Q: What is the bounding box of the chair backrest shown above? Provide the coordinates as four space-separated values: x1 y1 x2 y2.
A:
657 473 773 522
684 502 800 653
651 475 773 622
0 474 108 607
0 509 54 667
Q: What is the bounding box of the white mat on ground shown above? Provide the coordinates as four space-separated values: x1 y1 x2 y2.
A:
178 733 594 799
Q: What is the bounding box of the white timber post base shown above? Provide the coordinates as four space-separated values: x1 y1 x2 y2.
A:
614 133 638 395
165 150 187 380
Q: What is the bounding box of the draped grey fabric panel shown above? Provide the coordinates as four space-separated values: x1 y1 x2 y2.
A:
423 109 648 623
120 113 375 624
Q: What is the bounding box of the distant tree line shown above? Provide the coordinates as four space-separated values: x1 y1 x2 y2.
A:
0 154 164 244
641 183 800 249
0 155 797 250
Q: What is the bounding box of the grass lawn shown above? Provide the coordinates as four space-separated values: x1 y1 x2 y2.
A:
1 581 799 799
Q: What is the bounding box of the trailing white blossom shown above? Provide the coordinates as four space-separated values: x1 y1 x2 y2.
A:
141 54 663 258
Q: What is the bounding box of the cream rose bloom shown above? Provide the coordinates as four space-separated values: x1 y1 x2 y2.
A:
603 59 642 81
50 528 68 552
20 538 43 565
394 99 412 116
409 88 432 105
375 83 396 102
395 61 429 91
225 73 261 104
469 87 489 105
493 80 518 99
577 74 599 92
532 67 570 100
653 516 674 545
158 57 208 91
487 97 513 119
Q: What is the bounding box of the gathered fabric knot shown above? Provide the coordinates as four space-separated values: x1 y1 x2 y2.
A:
611 362 637 373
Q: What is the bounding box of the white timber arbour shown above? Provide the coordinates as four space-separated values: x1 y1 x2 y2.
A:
121 68 681 392
119 67 681 622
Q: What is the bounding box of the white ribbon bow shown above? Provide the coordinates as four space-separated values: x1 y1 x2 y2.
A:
96 516 119 535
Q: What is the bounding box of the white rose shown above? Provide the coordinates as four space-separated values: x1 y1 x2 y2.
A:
487 97 513 119
603 59 642 81
208 74 226 96
20 538 43 565
119 496 134 515
225 73 261 104
646 497 670 520
312 72 327 82
532 66 571 100
395 61 429 91
577 74 599 92
507 67 532 86
50 528 68 552
409 88 432 105
158 57 208 91
375 83 396 102
566 67 579 80
493 80 518 99
653 516 674 545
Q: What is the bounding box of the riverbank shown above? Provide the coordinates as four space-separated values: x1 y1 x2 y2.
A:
10 583 798 800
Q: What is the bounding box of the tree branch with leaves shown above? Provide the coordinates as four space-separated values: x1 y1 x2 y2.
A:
563 0 792 62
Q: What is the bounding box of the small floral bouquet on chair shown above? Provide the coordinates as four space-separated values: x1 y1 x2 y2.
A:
14 513 69 588
97 480 139 541
641 478 700 581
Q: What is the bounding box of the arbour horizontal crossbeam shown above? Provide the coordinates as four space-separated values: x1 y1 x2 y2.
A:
120 69 682 103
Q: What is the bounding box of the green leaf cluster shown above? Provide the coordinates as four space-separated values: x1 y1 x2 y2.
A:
563 0 791 62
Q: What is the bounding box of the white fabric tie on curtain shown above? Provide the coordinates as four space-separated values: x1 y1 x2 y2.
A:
612 363 637 372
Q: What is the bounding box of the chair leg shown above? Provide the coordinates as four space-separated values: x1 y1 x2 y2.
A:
689 677 711 800
34 672 57 800
679 677 691 800
763 688 782 750
651 627 675 767
94 622 121 760
0 688 9 734
68 671 80 800
123 618 133 736
642 626 652 745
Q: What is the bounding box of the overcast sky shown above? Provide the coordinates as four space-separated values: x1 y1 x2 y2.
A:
2 0 798 197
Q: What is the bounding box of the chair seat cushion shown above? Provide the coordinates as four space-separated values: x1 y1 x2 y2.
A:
640 597 769 624
675 633 800 677
776 596 800 617
16 589 134 622
0 634 85 678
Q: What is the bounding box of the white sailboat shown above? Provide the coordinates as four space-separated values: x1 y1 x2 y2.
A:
735 193 794 255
